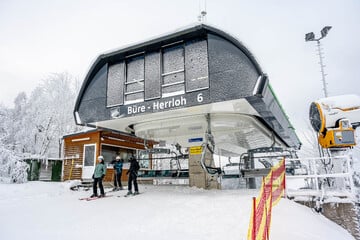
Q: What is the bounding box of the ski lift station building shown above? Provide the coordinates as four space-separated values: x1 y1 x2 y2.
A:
73 23 301 189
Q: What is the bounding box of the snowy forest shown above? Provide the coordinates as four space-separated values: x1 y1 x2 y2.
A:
0 72 83 183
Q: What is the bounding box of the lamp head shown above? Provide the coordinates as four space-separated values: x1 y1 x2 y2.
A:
321 26 332 38
305 32 315 41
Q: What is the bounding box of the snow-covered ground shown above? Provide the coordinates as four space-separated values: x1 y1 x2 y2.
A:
0 181 355 240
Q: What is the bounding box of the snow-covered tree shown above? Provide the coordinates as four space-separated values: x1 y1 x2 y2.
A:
0 103 28 183
0 72 82 183
15 72 81 158
9 92 29 153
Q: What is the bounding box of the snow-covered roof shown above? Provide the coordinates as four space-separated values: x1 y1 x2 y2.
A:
317 94 360 110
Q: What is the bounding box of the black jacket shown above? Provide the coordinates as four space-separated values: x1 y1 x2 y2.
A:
127 159 140 175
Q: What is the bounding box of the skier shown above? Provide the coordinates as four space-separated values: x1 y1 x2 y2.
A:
111 156 123 191
91 155 107 198
126 156 140 196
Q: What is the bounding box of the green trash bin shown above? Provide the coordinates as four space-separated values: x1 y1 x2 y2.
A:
26 159 41 181
51 161 62 182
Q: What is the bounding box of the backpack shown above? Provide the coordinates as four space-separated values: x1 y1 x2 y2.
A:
134 160 140 172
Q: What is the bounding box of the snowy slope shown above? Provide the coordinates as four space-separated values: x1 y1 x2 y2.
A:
0 181 355 240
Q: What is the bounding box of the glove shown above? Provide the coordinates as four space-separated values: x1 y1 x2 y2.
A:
92 174 94 179
101 175 105 179
126 170 129 175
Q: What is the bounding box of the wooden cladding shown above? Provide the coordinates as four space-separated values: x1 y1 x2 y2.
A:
62 129 155 182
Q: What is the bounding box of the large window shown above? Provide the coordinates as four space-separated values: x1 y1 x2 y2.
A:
101 145 136 166
125 55 145 104
107 62 125 107
106 38 209 106
84 144 96 167
185 39 209 92
161 43 185 98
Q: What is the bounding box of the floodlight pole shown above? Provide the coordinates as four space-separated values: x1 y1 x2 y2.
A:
305 26 332 98
316 40 328 97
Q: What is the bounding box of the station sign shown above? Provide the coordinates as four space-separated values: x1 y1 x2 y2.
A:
188 137 203 143
189 146 203 155
111 90 210 119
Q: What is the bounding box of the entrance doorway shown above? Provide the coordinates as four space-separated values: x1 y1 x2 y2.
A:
82 144 96 179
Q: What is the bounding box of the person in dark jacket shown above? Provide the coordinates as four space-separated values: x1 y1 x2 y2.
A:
111 156 123 191
91 155 107 198
126 156 140 195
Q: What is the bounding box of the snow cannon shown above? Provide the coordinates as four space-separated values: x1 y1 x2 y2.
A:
309 94 360 148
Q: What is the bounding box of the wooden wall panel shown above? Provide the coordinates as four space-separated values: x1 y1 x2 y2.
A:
62 130 150 183
63 131 100 181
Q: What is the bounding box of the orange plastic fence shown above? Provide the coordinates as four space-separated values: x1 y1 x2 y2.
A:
247 159 286 240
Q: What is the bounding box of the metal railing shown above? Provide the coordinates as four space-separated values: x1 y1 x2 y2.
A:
284 155 355 199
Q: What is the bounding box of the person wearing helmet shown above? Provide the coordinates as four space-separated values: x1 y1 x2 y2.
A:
91 155 107 198
110 156 123 191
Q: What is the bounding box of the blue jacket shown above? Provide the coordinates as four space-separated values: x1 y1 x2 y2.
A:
111 160 123 173
113 161 123 174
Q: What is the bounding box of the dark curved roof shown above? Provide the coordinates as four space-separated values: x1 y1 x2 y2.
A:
74 23 263 111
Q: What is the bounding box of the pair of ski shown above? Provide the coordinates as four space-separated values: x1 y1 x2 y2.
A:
109 187 124 192
79 192 142 201
79 195 113 201
122 192 141 198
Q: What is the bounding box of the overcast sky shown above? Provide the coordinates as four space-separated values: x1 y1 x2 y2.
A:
1 0 360 136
